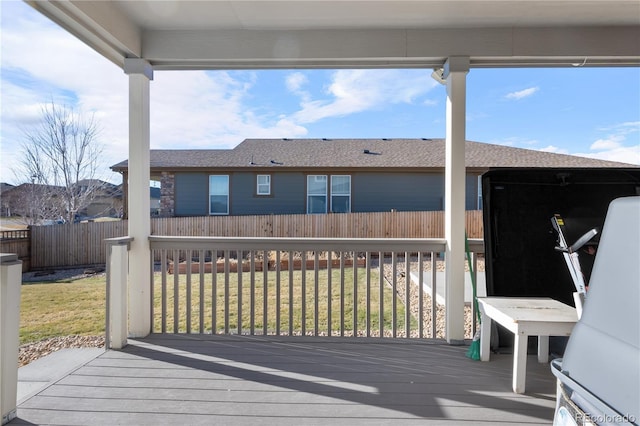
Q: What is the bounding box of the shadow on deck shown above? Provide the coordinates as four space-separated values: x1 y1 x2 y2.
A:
12 334 556 425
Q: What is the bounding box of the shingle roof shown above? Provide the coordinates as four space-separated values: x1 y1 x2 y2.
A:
111 138 637 171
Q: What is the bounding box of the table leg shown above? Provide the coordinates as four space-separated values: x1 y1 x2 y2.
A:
538 336 549 363
479 312 491 361
513 333 528 394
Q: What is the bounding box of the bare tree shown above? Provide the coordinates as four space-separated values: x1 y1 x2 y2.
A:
15 102 104 223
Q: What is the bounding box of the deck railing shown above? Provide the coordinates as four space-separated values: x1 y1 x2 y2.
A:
105 236 484 347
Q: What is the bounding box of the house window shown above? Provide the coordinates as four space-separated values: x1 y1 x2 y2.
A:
307 175 327 213
477 175 483 210
257 174 271 195
331 175 351 213
209 175 229 215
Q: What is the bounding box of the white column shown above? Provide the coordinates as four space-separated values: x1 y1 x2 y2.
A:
444 56 469 344
124 58 153 337
109 242 129 349
1 253 22 425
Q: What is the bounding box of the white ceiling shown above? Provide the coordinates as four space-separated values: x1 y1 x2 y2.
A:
27 0 640 70
115 1 640 30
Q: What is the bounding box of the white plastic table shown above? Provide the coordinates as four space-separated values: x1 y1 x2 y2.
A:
477 297 578 394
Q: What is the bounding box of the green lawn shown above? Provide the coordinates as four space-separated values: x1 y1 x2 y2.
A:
153 268 416 335
19 276 106 344
19 267 415 345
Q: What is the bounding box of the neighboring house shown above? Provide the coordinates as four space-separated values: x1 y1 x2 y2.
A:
76 180 160 218
0 183 14 192
0 183 15 216
0 180 125 222
75 179 123 219
0 183 66 223
111 138 637 218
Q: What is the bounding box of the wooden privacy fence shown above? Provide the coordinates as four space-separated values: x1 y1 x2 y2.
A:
152 210 483 239
0 230 31 272
31 221 128 270
29 210 483 269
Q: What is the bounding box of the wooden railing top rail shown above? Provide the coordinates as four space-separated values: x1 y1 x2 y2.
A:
149 235 484 253
105 236 134 247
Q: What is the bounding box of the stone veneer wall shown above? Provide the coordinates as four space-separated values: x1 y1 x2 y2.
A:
159 172 175 217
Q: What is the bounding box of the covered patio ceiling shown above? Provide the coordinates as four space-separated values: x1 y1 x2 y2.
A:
26 0 640 70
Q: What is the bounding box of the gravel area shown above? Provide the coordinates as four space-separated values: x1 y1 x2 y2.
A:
19 335 104 367
22 266 106 283
380 255 484 339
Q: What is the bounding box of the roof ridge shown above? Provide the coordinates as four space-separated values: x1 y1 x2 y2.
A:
110 139 638 170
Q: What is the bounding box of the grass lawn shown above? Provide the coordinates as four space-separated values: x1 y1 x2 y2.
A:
19 276 106 345
153 267 416 336
19 267 415 345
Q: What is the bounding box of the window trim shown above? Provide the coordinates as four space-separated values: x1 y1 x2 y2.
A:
306 174 327 214
477 175 483 210
256 174 271 196
209 174 229 215
330 175 351 213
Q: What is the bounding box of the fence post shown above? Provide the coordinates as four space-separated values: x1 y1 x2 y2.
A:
106 238 131 350
1 253 22 425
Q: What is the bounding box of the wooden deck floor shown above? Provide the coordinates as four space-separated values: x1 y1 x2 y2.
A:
12 334 557 425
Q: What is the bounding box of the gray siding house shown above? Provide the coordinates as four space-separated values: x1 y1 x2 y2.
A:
111 138 633 218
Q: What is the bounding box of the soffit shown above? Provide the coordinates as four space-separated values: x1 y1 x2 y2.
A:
26 1 640 69
114 1 639 30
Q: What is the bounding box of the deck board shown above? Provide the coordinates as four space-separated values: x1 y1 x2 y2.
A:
12 334 557 425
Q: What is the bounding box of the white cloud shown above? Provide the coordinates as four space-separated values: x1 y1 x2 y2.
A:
505 86 539 100
597 121 640 134
150 71 308 150
573 146 640 165
590 136 623 151
0 81 49 127
291 69 437 124
539 145 569 154
1 9 127 97
574 121 640 165
285 72 308 93
488 137 539 148
284 72 312 104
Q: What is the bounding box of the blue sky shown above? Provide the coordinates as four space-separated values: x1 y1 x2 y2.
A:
1 1 639 185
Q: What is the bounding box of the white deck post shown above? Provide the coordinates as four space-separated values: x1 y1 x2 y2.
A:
0 254 22 425
444 56 469 344
108 242 130 349
124 58 153 337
